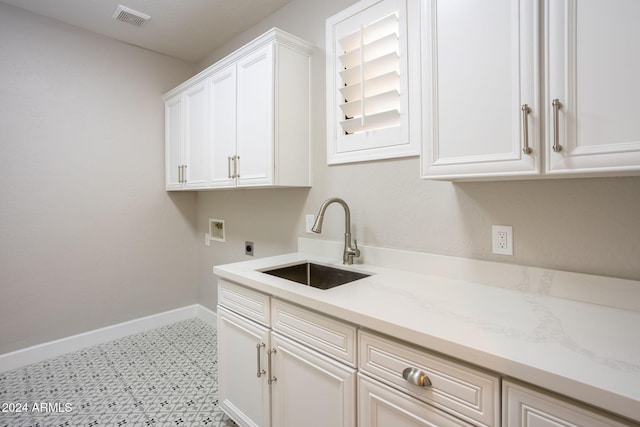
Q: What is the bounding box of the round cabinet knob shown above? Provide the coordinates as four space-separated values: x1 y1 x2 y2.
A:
402 367 432 388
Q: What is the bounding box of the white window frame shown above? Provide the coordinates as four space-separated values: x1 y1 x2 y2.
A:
326 0 421 164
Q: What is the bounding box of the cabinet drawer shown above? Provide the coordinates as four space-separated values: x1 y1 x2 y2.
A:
218 279 270 326
272 298 357 367
503 380 633 427
359 330 499 427
358 373 470 427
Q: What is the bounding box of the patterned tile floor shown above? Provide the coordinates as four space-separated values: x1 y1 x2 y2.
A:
0 318 237 427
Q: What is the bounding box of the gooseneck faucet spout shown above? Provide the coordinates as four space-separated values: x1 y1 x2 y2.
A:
311 197 360 265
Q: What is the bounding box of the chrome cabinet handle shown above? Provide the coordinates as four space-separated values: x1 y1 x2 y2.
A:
552 98 563 152
178 165 187 183
267 348 277 384
521 104 532 154
256 343 266 378
402 367 432 387
227 156 239 179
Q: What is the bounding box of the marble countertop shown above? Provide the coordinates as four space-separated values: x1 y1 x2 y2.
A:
213 243 640 423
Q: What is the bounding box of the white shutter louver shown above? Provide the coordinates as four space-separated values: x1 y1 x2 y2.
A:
337 13 400 135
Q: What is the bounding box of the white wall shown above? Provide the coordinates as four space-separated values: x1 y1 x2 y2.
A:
196 0 640 310
0 3 199 354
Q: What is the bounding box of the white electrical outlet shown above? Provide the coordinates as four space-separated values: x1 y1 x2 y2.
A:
492 225 513 255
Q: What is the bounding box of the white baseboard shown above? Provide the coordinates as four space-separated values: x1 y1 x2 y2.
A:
0 304 218 374
197 304 218 326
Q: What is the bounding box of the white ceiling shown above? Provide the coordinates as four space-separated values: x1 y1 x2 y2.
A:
0 0 293 63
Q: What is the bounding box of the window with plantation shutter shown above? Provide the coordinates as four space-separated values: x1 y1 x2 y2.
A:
338 12 400 134
326 0 420 164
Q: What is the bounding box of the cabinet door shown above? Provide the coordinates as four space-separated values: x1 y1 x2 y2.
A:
218 307 270 427
358 374 469 427
165 93 183 189
236 44 274 187
183 81 209 188
271 333 356 427
421 0 540 180
209 65 237 188
546 0 640 175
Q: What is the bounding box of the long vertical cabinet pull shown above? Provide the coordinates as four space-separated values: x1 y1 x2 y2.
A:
256 343 266 377
178 165 187 184
552 99 563 152
267 348 277 384
521 104 532 154
227 156 239 179
180 165 187 183
227 156 234 179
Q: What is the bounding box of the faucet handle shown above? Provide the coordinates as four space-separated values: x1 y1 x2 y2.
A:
353 239 360 257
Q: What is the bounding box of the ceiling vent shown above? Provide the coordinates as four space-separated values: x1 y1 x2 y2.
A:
113 5 151 26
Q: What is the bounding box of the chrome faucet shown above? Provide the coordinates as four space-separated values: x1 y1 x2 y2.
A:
311 197 360 265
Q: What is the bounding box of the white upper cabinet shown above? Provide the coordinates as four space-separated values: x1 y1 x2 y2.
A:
236 45 274 187
165 93 183 190
163 28 313 190
545 0 640 176
326 0 421 164
209 64 237 189
421 0 640 180
421 0 540 180
165 80 210 189
183 81 209 188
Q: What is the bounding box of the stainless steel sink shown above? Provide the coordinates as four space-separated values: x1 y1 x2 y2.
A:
262 262 370 290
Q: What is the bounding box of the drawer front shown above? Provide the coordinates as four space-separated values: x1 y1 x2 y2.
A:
503 380 633 427
358 373 471 427
359 330 499 427
218 279 270 326
272 298 357 367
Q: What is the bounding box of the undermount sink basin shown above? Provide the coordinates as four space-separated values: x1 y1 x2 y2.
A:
262 262 370 290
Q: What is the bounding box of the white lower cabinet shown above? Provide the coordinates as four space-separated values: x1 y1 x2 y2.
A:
217 280 635 427
358 330 499 427
358 373 469 427
502 380 633 427
217 307 270 427
217 280 356 427
271 333 356 427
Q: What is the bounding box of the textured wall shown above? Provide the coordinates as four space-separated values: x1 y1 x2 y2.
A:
0 3 198 354
196 0 640 311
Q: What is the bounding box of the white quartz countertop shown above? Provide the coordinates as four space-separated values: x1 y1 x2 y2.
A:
213 249 640 423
